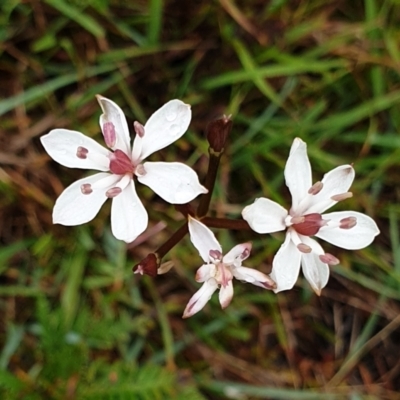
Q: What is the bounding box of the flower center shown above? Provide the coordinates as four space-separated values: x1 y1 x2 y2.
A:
291 213 327 236
109 149 135 175
215 263 233 288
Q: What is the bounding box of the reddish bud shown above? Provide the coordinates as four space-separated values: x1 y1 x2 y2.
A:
133 253 159 278
206 115 233 152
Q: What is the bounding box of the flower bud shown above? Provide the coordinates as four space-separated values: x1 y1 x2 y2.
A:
206 115 233 152
133 253 159 277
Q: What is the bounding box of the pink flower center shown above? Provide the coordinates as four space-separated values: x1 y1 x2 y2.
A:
109 149 135 175
216 263 233 288
291 213 327 236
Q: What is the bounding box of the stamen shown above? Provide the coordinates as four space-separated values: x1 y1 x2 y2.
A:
291 216 305 224
135 164 146 176
76 146 88 159
339 217 357 229
308 181 323 195
134 121 145 138
319 253 340 265
297 243 312 253
241 246 251 260
103 122 116 148
331 192 353 202
209 249 223 261
106 187 122 198
80 183 92 195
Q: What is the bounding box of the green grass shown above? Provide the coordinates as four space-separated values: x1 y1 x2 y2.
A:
1 0 400 399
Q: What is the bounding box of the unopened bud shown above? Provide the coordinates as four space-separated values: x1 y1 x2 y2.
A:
339 217 357 229
297 243 312 253
133 253 159 278
76 146 88 159
308 181 323 195
331 192 353 202
206 115 233 152
319 253 340 265
80 183 92 195
134 121 145 138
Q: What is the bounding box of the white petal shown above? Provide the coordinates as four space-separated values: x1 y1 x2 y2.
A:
195 264 214 282
219 280 234 309
285 138 312 211
188 217 222 263
232 266 276 289
96 95 131 154
270 232 302 293
316 211 379 250
182 279 218 318
53 173 111 225
306 165 355 214
223 243 252 266
300 236 330 295
242 198 287 234
41 129 110 171
110 180 148 243
138 162 207 204
135 100 191 161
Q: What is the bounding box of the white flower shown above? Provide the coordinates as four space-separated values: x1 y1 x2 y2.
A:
183 217 276 318
41 96 207 243
242 138 380 295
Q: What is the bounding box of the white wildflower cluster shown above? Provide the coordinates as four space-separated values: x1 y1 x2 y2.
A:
41 97 379 318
